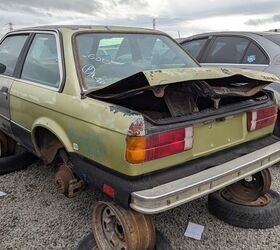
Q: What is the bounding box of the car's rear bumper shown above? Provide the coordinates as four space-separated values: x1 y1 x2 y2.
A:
130 141 280 214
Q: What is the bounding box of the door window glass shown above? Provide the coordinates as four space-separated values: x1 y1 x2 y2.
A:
0 35 28 76
21 33 60 87
205 36 250 63
181 39 207 59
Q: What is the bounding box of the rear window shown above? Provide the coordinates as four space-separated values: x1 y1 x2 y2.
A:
75 33 198 90
265 34 280 46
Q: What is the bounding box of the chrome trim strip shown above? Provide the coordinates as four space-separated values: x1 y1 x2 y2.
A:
11 120 31 133
130 141 280 214
0 113 9 121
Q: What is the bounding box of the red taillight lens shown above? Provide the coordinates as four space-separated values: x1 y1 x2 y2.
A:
247 105 278 132
126 127 193 163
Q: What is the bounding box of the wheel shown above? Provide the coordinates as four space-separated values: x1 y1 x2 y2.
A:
76 233 98 250
208 189 280 229
92 202 156 250
0 131 16 157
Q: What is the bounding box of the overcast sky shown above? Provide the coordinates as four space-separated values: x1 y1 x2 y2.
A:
1 0 280 38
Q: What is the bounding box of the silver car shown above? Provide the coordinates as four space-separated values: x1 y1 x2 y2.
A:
178 31 280 97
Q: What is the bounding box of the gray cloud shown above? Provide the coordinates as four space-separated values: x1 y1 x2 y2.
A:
0 0 280 38
0 0 104 15
245 14 280 26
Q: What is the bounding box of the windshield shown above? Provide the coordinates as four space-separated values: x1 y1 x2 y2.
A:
75 33 198 90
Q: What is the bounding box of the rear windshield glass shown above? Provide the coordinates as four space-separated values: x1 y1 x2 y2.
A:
265 34 280 46
75 33 197 90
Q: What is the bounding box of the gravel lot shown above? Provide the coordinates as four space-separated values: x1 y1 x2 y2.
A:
1 160 280 250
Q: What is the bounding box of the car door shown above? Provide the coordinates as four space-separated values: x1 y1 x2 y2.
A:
0 34 29 137
9 31 63 152
200 35 269 71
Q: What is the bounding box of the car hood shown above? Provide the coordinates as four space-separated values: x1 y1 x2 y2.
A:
87 67 280 98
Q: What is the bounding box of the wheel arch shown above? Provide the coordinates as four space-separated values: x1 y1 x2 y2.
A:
31 117 73 163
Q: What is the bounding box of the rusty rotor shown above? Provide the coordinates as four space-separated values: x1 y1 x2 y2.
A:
54 164 75 195
222 168 272 207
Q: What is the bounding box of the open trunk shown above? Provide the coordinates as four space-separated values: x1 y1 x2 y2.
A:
86 68 278 125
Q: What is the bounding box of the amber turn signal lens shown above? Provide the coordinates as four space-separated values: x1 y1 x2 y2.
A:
126 137 146 163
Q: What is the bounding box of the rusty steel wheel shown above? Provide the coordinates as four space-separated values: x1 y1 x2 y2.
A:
222 168 272 206
92 202 156 250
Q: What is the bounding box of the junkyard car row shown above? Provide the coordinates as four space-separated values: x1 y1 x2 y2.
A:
1 25 280 249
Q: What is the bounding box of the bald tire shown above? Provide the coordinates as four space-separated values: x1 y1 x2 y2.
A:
208 189 280 229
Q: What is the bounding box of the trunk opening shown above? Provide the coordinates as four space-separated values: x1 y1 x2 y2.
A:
88 78 272 124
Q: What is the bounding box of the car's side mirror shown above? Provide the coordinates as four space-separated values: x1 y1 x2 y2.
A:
0 63 6 74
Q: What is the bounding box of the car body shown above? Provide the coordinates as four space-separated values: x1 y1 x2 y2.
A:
1 26 280 213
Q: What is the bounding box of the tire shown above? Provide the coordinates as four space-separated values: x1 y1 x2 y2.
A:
0 151 37 176
76 233 98 250
76 230 173 250
0 131 16 157
208 189 280 229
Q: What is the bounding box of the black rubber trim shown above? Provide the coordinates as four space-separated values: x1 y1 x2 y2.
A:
69 134 279 208
0 151 37 175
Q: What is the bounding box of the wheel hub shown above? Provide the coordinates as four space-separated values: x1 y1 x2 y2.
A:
54 163 85 198
222 168 272 207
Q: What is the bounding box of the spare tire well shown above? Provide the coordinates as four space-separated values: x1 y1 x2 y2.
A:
34 127 64 164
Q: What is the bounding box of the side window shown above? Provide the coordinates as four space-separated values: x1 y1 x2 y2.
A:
242 42 269 64
181 39 208 59
205 36 250 63
21 33 60 87
0 35 28 76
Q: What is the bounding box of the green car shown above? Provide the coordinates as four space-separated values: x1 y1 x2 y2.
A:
1 25 280 249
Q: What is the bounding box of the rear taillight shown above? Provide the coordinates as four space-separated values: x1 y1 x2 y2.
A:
126 126 193 163
247 105 278 132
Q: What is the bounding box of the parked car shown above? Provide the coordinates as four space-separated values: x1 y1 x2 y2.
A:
178 31 280 98
1 26 280 249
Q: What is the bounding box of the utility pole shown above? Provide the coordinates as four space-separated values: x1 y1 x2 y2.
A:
177 31 181 38
7 22 13 32
153 18 156 30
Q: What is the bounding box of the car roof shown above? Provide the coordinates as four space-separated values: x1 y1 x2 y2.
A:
178 31 280 42
8 25 165 36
